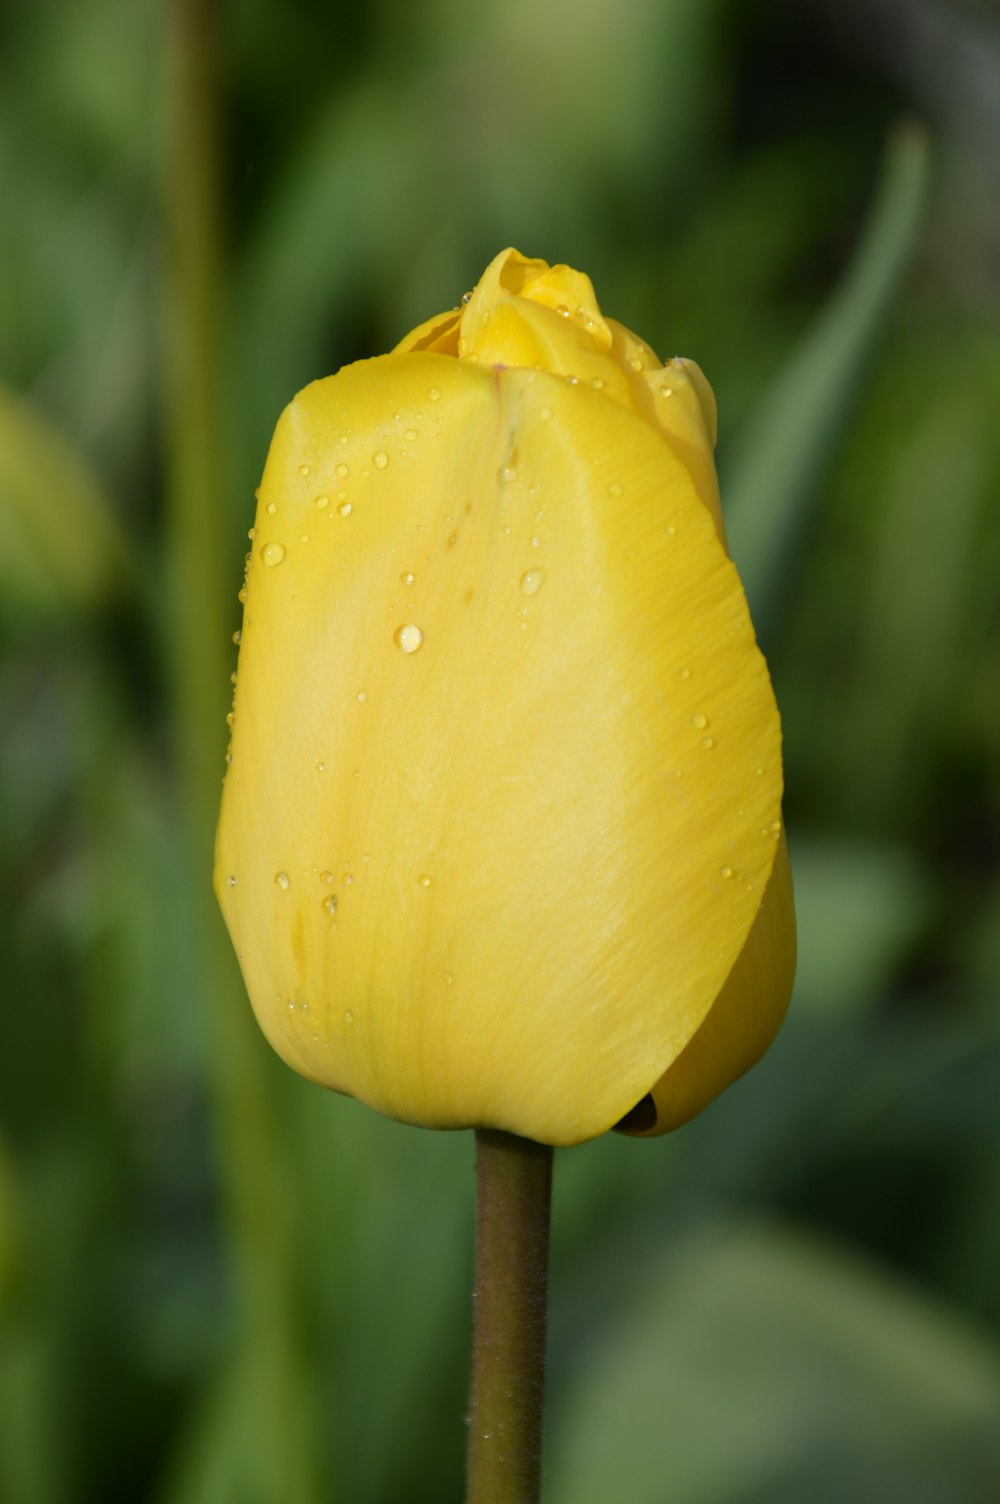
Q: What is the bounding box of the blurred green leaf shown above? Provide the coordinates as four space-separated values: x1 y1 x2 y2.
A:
548 1219 1000 1504
724 123 931 643
788 834 931 1017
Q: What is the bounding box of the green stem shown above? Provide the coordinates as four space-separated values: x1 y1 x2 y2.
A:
466 1130 554 1504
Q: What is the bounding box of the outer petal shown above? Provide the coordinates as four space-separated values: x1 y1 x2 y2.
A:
215 352 784 1146
619 832 795 1135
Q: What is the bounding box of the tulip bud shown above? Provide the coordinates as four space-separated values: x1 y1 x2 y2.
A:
215 250 795 1146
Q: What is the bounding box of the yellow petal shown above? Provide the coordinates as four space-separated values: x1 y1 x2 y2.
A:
215 349 784 1146
619 831 796 1136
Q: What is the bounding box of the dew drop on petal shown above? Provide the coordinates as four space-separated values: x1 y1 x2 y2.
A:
373 451 389 469
418 874 432 888
691 713 708 730
498 464 518 485
315 494 330 510
299 464 310 477
607 481 622 498
700 736 715 750
322 894 338 918
266 501 277 515
261 542 285 566
719 866 734 880
679 667 692 680
519 569 546 596
394 623 423 653
274 871 289 890
540 406 553 421
356 690 367 703
226 875 237 888
400 571 415 585
429 387 441 401
338 502 353 517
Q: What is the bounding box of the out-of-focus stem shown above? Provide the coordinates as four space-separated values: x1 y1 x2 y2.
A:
162 3 317 1497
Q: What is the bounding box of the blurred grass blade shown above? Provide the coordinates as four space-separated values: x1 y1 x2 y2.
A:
724 123 931 643
0 385 135 621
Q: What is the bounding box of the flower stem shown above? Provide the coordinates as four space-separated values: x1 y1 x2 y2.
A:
466 1129 554 1504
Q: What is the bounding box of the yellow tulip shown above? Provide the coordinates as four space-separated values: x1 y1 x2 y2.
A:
214 249 795 1147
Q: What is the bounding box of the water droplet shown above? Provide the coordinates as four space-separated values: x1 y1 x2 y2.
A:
607 481 622 498
373 451 389 469
691 713 708 730
356 690 367 703
679 667 691 680
719 865 734 880
247 527 256 540
591 376 604 389
345 1009 354 1023
755 766 765 777
232 630 242 645
299 533 309 543
442 970 454 985
498 464 518 484
400 571 415 585
394 623 423 654
662 385 674 397
700 736 715 750
316 762 326 773
629 356 643 373
555 304 570 318
540 406 553 421
225 875 237 888
335 462 349 479
519 569 546 596
299 464 310 477
266 501 277 515
418 874 432 888
338 502 353 517
322 894 339 918
530 535 541 548
769 818 782 834
404 428 418 441
429 386 441 401
666 524 677 537
261 542 286 566
320 870 334 885
315 494 330 510
237 586 247 603
230 671 238 684
225 710 235 726
225 750 233 764
274 871 289 890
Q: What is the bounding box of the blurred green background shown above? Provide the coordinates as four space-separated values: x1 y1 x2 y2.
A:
2 1 999 1500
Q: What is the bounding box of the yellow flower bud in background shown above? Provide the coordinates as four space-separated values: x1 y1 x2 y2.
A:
214 249 795 1147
